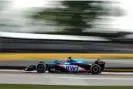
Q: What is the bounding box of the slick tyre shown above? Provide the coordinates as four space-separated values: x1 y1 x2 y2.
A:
90 64 101 74
36 63 47 73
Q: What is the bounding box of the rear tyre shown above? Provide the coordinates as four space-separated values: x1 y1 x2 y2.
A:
36 63 47 73
90 64 101 74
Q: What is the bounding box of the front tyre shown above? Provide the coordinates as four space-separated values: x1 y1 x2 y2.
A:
90 64 101 74
36 63 47 73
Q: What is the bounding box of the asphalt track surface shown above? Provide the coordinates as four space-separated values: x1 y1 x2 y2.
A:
0 70 133 86
1 58 133 68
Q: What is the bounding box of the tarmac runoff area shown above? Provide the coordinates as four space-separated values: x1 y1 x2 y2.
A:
1 58 133 68
0 58 133 86
0 70 133 86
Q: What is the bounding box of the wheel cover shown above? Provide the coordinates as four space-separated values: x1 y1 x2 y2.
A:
92 66 99 73
91 64 101 74
38 65 44 70
37 64 46 72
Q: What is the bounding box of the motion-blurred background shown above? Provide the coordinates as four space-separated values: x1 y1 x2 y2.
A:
0 0 133 55
0 0 133 71
0 0 132 35
0 0 133 53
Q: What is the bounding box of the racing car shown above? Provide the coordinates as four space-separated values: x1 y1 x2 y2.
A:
24 57 105 74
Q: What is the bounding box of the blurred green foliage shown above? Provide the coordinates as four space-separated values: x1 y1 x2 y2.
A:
31 1 124 35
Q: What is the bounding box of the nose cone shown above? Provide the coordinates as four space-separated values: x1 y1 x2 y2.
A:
24 65 36 71
24 67 29 71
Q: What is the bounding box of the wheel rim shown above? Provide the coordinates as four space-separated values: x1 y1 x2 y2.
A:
38 65 44 70
37 64 46 72
91 64 101 74
92 66 99 73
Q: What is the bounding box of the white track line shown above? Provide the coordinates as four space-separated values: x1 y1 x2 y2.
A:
0 69 133 75
102 72 133 75
0 69 133 74
59 77 133 80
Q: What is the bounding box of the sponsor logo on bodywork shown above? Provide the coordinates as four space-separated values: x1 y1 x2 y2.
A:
66 65 79 71
59 65 86 72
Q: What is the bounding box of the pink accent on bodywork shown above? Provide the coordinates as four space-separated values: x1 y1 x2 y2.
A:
58 65 87 72
79 67 87 72
58 65 66 69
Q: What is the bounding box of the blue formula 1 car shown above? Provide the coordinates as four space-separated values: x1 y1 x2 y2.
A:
24 57 105 74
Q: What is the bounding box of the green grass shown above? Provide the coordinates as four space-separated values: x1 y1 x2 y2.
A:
0 84 133 89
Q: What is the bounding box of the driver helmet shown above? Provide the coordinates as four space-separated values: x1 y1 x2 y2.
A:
97 58 101 62
67 57 72 62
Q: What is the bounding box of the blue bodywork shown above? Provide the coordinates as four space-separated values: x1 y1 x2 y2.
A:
25 57 105 74
45 58 89 65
